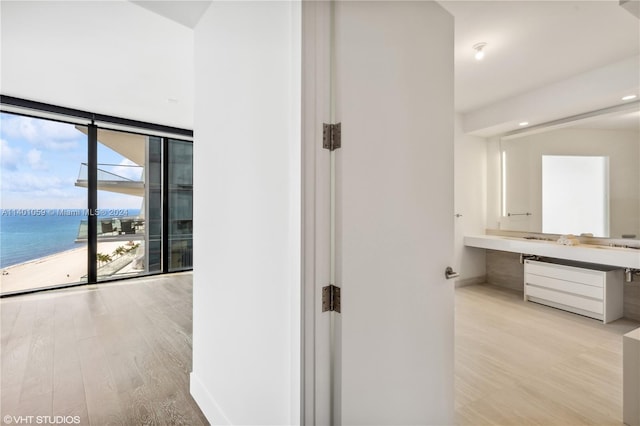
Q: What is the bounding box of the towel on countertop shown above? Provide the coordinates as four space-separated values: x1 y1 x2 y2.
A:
557 234 580 246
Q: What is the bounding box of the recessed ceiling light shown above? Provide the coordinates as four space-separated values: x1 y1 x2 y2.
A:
622 94 637 101
473 42 487 61
519 121 529 126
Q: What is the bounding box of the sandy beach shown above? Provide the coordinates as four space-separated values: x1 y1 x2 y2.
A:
0 241 136 294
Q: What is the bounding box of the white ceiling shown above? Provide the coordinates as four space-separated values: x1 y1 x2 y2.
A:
441 0 640 114
1 0 194 129
130 1 211 29
573 109 640 130
134 0 640 133
2 1 638 134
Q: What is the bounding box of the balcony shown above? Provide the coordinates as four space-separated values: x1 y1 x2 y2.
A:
76 217 145 242
75 163 144 197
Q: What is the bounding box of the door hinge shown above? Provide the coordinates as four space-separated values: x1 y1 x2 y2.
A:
323 123 341 151
322 284 341 313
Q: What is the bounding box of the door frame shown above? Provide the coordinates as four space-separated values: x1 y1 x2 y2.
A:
301 1 333 423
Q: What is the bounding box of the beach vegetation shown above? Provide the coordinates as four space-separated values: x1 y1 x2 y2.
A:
113 246 127 258
96 252 113 267
125 243 140 254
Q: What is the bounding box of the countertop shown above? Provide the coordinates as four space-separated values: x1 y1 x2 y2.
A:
464 234 640 269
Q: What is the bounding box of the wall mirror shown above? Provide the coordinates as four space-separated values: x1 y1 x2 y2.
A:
499 103 640 240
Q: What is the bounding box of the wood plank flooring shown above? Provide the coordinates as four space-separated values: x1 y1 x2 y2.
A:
456 284 640 426
3 273 639 425
1 272 207 426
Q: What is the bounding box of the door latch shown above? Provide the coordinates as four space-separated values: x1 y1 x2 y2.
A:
445 267 459 280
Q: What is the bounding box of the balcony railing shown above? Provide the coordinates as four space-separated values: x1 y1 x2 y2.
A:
76 217 145 241
75 163 145 197
77 163 143 182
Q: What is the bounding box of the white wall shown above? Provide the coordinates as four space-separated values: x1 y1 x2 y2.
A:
454 115 487 281
499 128 639 238
191 2 300 425
0 0 193 129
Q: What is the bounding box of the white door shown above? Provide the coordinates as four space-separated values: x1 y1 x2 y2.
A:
333 1 455 424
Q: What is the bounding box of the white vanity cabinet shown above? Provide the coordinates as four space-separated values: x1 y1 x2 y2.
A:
524 259 624 323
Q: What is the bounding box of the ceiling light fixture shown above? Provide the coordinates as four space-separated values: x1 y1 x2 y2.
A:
473 42 487 61
519 121 529 126
622 94 637 101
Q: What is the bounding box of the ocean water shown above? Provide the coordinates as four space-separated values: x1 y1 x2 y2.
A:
0 209 139 268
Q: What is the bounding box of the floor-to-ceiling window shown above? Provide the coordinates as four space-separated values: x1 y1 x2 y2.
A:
92 129 163 280
147 136 163 273
167 139 193 271
0 99 193 296
0 112 88 294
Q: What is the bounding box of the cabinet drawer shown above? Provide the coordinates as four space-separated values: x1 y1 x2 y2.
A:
526 274 603 300
526 284 603 314
526 261 604 287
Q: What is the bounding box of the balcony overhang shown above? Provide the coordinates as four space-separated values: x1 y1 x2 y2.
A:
75 126 146 166
75 180 144 197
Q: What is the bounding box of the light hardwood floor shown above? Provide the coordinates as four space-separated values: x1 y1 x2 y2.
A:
456 284 640 426
3 274 638 425
1 272 207 426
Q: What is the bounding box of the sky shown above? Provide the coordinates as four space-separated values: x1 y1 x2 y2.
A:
0 112 144 209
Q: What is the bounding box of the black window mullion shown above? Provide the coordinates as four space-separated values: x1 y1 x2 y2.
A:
88 123 98 283
162 137 170 273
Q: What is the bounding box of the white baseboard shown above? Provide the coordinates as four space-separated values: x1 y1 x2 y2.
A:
190 372 232 425
455 275 486 288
